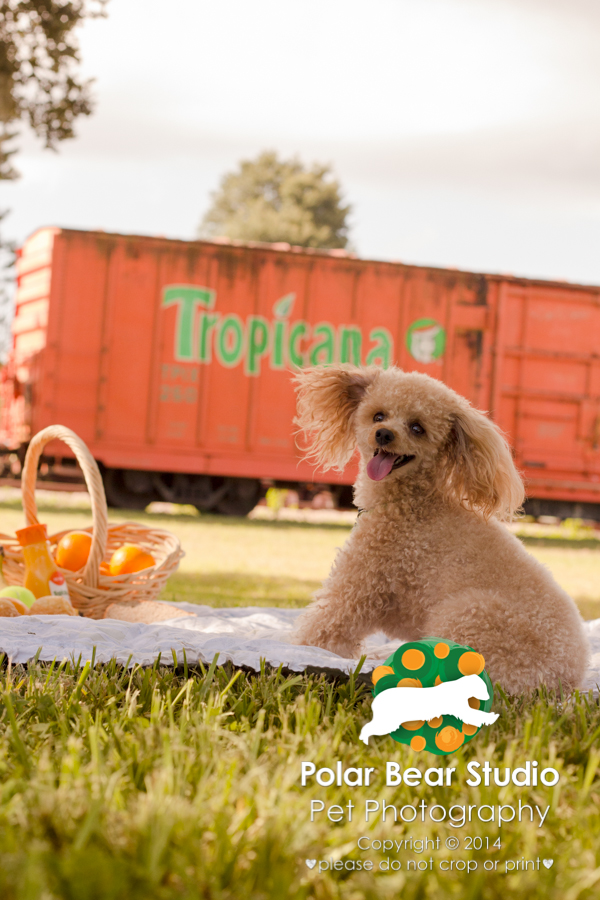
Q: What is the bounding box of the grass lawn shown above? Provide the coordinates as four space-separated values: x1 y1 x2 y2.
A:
0 493 600 898
1 495 600 617
1 657 599 900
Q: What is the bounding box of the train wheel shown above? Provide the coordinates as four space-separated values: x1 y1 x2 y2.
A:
213 477 261 517
103 468 156 510
153 472 216 507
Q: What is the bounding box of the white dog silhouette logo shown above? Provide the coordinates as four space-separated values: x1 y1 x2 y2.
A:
360 674 499 745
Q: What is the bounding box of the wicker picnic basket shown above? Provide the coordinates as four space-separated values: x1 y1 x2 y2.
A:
0 425 184 618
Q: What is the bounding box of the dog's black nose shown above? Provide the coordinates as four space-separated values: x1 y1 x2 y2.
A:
375 428 395 447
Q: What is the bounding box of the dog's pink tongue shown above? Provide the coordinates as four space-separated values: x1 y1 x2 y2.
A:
367 452 397 481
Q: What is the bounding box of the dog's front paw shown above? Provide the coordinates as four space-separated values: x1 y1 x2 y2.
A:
293 629 361 659
317 636 362 659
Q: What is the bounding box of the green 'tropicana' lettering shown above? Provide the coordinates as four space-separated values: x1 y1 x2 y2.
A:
339 325 362 365
271 320 287 370
216 315 244 367
162 285 215 361
309 323 335 366
198 313 220 363
289 321 309 368
366 327 393 368
246 316 270 375
162 284 396 373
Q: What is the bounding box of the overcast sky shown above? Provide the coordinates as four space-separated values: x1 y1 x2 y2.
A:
3 0 600 283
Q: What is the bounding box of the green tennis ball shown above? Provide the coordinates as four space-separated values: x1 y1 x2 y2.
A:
0 585 37 609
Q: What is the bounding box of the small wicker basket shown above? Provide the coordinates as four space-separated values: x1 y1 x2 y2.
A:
0 425 184 618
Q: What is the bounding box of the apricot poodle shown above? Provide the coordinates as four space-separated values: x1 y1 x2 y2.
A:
293 365 589 694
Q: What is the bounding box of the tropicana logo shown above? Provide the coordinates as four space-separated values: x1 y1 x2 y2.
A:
161 285 395 375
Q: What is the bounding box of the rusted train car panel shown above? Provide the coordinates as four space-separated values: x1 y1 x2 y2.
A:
2 227 600 516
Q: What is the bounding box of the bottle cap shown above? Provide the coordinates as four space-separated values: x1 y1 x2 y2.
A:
16 524 49 547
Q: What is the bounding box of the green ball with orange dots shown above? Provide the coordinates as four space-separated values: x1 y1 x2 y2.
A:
370 638 494 755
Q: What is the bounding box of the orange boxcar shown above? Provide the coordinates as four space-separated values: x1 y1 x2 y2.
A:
1 226 600 517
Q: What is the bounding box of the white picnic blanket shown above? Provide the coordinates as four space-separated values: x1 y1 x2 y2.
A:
0 603 599 690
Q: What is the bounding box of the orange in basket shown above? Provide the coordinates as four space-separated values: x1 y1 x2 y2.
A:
0 425 184 618
109 544 155 575
55 531 92 571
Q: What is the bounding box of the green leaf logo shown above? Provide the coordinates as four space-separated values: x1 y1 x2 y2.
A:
273 293 295 318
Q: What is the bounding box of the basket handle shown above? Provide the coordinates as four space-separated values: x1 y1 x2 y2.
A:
21 425 108 588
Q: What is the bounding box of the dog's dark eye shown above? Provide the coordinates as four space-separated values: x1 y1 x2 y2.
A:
373 412 385 423
410 422 425 436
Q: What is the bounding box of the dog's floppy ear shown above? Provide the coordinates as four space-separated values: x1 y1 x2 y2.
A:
439 404 524 520
294 365 380 471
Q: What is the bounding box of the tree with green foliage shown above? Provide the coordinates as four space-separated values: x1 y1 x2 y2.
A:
0 0 107 180
0 1 106 358
199 151 352 250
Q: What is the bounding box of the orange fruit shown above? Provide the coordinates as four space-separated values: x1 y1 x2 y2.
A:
109 543 155 576
30 596 78 616
99 562 112 577
55 531 92 571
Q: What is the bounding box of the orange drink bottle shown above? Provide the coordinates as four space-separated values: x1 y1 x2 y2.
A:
16 524 71 600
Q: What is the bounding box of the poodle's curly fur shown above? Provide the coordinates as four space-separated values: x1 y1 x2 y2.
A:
293 364 589 695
